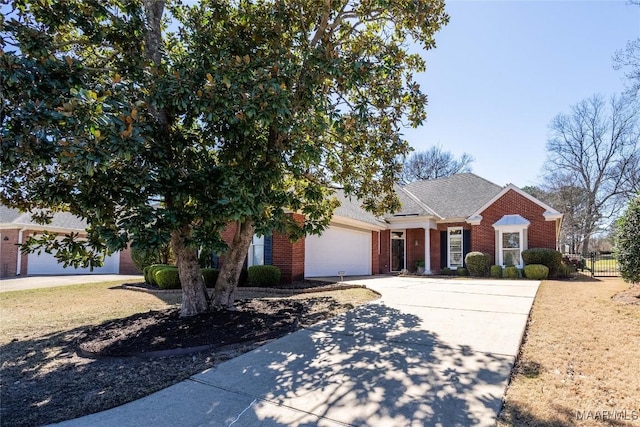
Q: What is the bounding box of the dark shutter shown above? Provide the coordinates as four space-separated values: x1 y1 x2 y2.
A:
264 234 273 265
463 230 471 267
440 231 447 269
211 253 219 269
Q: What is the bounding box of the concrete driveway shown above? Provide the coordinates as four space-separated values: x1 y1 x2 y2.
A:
0 274 143 292
53 276 540 427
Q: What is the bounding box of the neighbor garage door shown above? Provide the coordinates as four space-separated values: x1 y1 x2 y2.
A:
27 250 120 275
304 226 371 277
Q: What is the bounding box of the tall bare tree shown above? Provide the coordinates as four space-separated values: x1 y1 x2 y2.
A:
544 94 640 256
400 145 473 184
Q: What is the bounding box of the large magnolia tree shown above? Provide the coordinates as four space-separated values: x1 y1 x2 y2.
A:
1 0 448 316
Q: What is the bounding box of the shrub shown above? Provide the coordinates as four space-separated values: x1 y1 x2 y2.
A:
131 247 161 272
522 248 562 277
201 268 218 288
247 265 281 287
145 264 174 286
456 267 469 276
556 263 576 279
465 252 490 277
504 266 519 279
490 265 503 278
440 267 452 276
523 264 549 280
614 194 640 283
155 268 181 289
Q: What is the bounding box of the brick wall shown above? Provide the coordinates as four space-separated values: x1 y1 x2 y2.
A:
475 189 557 264
371 231 379 275
378 230 390 273
0 229 20 278
272 213 305 283
119 245 141 274
405 228 425 273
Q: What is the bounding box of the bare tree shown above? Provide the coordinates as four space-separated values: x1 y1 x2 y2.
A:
544 94 640 256
400 145 473 184
614 38 640 100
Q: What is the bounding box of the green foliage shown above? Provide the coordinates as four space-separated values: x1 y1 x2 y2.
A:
614 194 640 283
523 264 549 280
504 266 519 279
156 268 181 290
131 247 163 272
146 264 174 286
415 258 425 268
456 267 469 277
556 263 576 279
247 265 281 287
464 252 490 277
490 265 503 278
522 248 562 277
201 268 219 288
440 267 453 276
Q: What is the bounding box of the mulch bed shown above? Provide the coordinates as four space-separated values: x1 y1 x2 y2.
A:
77 299 305 358
612 283 640 305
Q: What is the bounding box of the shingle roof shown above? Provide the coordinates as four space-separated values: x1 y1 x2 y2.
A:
332 191 387 227
401 173 503 219
0 204 88 230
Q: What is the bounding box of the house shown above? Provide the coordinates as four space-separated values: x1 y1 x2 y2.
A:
0 205 139 278
226 173 563 282
1 173 562 281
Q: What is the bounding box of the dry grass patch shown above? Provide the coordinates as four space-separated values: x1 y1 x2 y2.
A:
498 277 640 426
0 280 379 426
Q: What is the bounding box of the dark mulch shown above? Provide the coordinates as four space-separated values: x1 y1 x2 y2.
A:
78 299 305 358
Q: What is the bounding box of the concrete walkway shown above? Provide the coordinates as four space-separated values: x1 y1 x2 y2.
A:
0 274 143 292
52 276 540 427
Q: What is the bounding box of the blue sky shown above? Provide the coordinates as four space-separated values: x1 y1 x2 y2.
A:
402 0 640 188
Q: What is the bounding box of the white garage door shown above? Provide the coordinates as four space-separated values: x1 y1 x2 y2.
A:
27 250 120 275
305 226 371 277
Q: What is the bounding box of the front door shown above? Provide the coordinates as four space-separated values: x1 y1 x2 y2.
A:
391 231 405 271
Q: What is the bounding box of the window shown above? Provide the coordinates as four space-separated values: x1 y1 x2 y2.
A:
493 215 530 268
501 232 521 267
448 227 463 269
248 234 264 267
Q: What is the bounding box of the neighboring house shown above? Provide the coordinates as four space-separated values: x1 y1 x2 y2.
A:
1 173 562 281
0 205 139 278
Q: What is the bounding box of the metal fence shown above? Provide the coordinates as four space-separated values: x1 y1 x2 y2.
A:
589 253 620 277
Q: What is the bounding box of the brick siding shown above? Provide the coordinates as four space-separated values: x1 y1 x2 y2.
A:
119 245 141 274
378 230 390 273
405 228 425 273
371 231 379 275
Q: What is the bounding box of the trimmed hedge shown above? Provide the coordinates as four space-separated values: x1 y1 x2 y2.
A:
247 265 281 287
490 265 503 278
201 268 219 288
440 267 453 276
456 267 469 277
523 264 549 280
465 252 490 277
145 264 174 286
504 266 519 279
522 248 562 277
156 268 181 289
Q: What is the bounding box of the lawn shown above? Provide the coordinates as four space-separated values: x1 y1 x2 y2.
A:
0 279 379 426
498 276 640 426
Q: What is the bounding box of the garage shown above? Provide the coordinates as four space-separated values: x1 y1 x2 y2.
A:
304 225 371 277
27 250 120 275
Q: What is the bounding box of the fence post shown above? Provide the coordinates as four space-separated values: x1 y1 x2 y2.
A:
590 252 595 278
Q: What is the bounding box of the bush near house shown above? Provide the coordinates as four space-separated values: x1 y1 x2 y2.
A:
145 264 174 286
504 266 519 279
155 268 181 289
490 265 503 278
523 264 549 280
247 265 281 287
465 252 491 277
456 267 469 276
522 248 562 277
201 268 218 288
440 267 453 276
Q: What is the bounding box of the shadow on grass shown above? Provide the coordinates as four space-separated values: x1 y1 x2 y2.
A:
499 401 635 427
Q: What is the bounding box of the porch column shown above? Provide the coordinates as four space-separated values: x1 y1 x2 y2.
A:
424 228 431 274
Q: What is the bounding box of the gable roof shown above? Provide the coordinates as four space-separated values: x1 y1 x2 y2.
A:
401 173 503 219
0 204 88 231
468 184 563 220
332 191 387 228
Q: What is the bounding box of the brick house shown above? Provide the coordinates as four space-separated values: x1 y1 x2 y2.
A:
1 173 562 281
0 205 139 278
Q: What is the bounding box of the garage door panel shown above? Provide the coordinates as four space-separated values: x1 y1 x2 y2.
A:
305 226 371 277
27 250 119 275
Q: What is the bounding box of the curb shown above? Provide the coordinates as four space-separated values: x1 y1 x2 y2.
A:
121 283 367 296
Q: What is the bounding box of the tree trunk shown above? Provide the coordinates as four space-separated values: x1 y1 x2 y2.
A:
171 228 210 317
212 220 255 308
